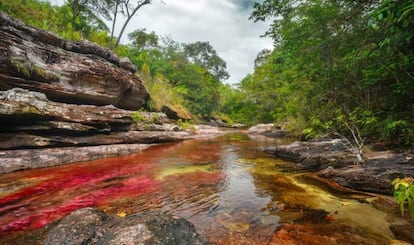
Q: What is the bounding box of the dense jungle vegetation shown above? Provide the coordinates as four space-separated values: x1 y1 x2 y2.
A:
1 0 413 145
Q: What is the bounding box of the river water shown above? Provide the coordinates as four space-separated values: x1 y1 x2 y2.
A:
0 132 396 244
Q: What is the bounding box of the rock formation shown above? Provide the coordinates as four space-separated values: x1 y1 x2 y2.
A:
264 139 414 195
44 208 207 245
0 12 202 173
0 11 148 110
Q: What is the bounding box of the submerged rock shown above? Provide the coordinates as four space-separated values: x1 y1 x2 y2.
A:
45 208 207 245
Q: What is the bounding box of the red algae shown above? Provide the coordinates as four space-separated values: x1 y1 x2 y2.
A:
0 140 226 236
0 143 181 235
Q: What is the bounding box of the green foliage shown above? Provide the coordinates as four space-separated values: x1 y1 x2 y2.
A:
128 28 159 51
0 0 109 43
10 60 31 79
379 118 414 145
137 64 192 120
122 30 227 118
183 41 230 81
2 1 228 122
6 0 414 145
392 177 414 219
151 113 160 124
222 0 414 145
131 110 146 124
177 119 196 131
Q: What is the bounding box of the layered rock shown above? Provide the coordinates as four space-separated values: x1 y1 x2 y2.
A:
0 11 148 110
265 139 414 195
264 139 356 170
0 88 190 173
247 123 290 138
0 12 193 173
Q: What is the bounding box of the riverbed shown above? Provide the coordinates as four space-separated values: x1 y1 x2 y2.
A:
0 132 397 244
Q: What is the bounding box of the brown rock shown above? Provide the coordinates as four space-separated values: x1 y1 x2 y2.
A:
265 139 355 170
0 12 148 110
0 144 151 173
390 223 414 244
0 88 133 129
0 131 191 149
248 123 289 138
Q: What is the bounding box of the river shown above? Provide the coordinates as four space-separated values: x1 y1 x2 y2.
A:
0 132 396 244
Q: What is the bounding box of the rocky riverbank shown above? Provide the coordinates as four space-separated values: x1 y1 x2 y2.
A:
263 138 414 195
0 12 226 174
250 124 414 243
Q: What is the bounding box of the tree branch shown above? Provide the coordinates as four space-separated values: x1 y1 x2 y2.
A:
114 0 151 49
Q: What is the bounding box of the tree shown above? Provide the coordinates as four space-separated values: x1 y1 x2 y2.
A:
183 41 230 81
239 0 414 145
67 0 112 24
128 28 158 51
110 0 152 49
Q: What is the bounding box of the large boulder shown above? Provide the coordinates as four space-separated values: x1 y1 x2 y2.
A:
44 208 207 245
0 11 149 110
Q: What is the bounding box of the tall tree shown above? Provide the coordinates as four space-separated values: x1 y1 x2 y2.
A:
110 0 152 49
183 41 230 81
128 28 159 51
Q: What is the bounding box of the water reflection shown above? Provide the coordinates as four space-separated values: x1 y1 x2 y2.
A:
0 133 395 244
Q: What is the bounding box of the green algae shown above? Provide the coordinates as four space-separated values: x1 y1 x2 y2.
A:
155 163 216 180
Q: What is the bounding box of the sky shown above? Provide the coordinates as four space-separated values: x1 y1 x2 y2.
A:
50 0 274 84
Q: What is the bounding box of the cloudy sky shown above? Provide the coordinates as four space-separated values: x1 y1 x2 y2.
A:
51 0 274 84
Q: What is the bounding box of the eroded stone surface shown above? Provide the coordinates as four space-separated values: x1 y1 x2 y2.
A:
0 12 148 110
45 208 207 245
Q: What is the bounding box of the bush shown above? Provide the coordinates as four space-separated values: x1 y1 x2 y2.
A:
392 177 414 219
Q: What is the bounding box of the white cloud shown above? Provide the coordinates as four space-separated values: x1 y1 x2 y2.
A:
114 0 273 84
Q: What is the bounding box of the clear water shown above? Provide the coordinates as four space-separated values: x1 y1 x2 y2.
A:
0 133 395 244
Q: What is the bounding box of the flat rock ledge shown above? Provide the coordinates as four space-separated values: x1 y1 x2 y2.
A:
0 87 225 174
44 208 207 245
247 123 290 138
0 127 224 174
264 139 414 195
265 139 414 244
0 144 151 174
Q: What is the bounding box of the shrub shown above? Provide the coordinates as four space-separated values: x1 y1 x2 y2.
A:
392 177 414 219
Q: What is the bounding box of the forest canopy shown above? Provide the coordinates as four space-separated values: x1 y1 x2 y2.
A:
221 0 414 145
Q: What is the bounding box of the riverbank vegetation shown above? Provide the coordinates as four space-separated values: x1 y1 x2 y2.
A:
1 0 414 146
236 0 414 146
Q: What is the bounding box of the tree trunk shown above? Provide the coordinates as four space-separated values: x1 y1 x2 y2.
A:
109 0 119 49
114 0 151 49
